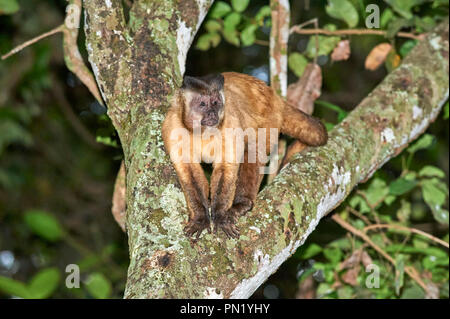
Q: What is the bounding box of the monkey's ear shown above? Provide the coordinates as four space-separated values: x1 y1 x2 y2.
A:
200 73 224 91
182 76 209 92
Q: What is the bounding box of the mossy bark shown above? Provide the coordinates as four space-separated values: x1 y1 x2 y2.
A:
83 0 449 299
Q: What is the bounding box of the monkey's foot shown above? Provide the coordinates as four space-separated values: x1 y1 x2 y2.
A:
213 213 239 238
184 217 210 239
229 197 253 217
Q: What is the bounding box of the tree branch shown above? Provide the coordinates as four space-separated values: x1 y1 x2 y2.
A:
332 214 430 294
121 19 448 298
269 0 290 97
289 26 425 40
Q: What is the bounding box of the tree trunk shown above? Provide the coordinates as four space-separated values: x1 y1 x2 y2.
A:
83 0 449 298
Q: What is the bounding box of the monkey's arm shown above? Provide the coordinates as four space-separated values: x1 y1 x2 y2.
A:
162 111 210 238
172 162 210 237
210 162 240 237
281 105 328 146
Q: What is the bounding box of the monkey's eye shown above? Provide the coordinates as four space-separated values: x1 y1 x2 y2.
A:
200 101 206 107
212 100 217 106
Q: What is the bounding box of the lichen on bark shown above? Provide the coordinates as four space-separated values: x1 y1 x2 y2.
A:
83 0 449 299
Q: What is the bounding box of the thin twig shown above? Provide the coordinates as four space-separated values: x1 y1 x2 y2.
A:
1 25 64 60
347 207 372 225
332 214 430 294
291 18 319 63
356 190 391 245
289 27 425 40
364 224 449 249
254 39 270 46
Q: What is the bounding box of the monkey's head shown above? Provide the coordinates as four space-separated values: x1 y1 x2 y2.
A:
181 73 225 130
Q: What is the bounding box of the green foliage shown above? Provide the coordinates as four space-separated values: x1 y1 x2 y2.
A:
0 276 31 298
28 268 61 299
288 53 308 77
296 95 448 298
209 1 232 19
196 1 271 50
326 0 359 27
231 0 249 13
85 273 112 299
24 210 65 242
0 0 19 15
384 0 428 19
0 267 60 299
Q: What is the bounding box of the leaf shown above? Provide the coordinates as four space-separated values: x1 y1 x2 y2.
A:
209 1 232 19
395 255 405 295
96 136 119 148
85 273 112 299
223 12 241 30
0 120 33 154
430 207 449 225
223 28 240 46
422 178 447 207
331 40 351 61
231 0 249 13
223 12 241 46
28 268 60 299
317 283 334 298
385 48 401 72
196 33 221 50
422 254 449 269
305 35 341 59
337 286 354 298
401 285 425 298
315 100 348 123
384 0 427 19
443 102 449 120
255 5 271 23
349 195 371 213
296 243 323 259
397 199 411 223
240 24 258 46
326 0 359 27
0 0 19 15
399 40 418 58
380 8 395 28
288 53 308 77
24 210 64 242
364 177 389 206
414 16 436 32
389 178 417 195
0 276 30 298
323 247 343 265
365 43 392 71
407 134 434 153
205 20 222 33
419 165 445 178
433 0 449 8
386 18 414 38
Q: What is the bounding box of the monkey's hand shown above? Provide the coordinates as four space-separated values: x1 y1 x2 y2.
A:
184 209 211 240
212 212 239 238
210 163 240 238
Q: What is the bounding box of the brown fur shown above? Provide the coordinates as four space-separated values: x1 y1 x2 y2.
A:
162 72 327 238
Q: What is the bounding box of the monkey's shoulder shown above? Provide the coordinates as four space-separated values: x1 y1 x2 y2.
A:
222 72 283 118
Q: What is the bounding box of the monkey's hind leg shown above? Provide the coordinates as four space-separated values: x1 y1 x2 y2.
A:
229 159 263 217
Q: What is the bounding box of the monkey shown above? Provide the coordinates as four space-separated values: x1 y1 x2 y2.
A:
162 72 328 239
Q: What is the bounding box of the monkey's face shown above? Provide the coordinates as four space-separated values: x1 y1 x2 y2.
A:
181 74 226 130
189 92 224 127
